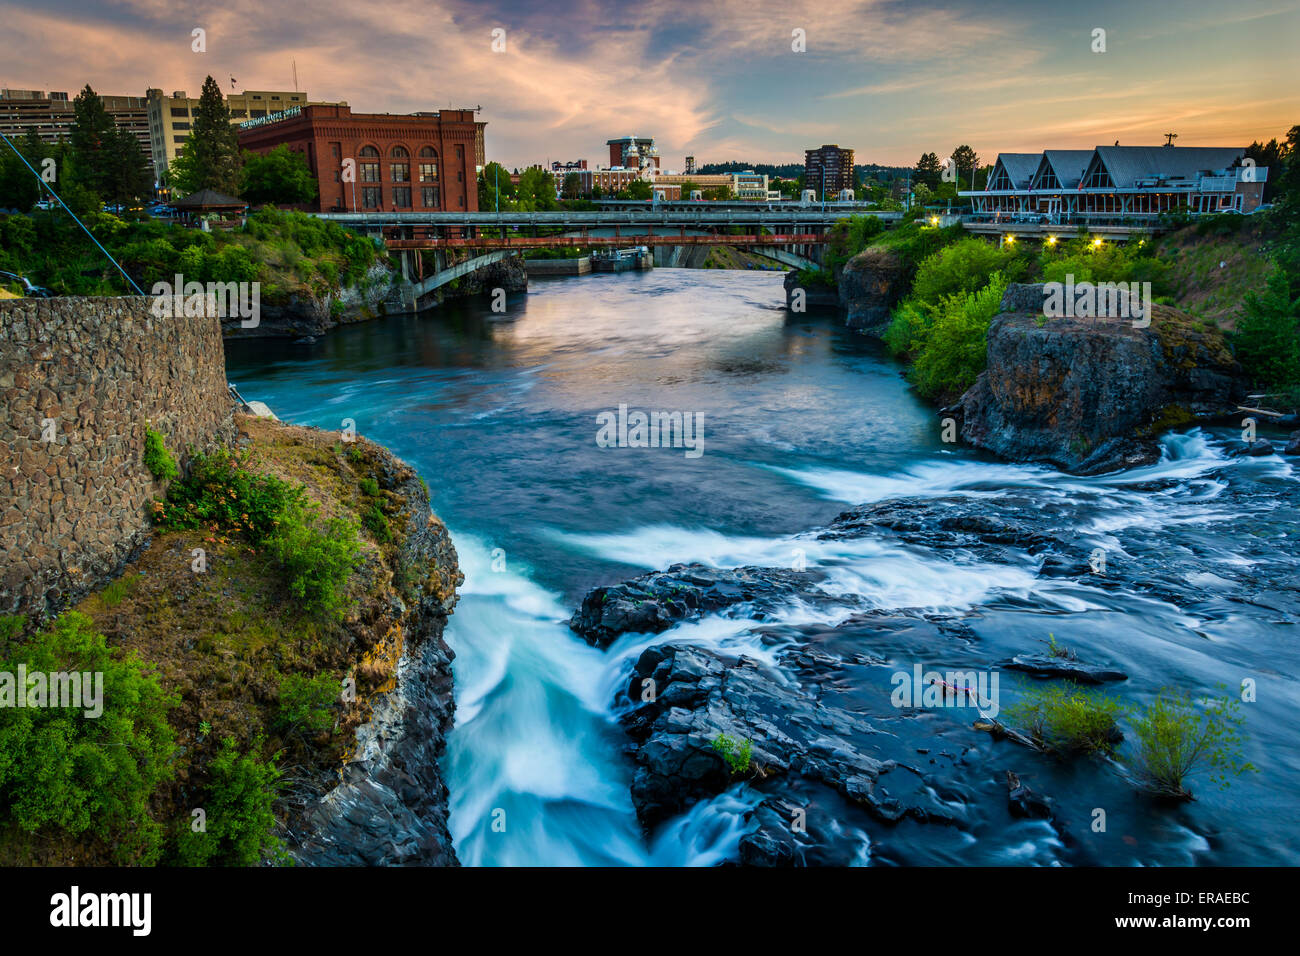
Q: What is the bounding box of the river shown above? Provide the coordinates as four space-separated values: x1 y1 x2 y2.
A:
224 268 1300 867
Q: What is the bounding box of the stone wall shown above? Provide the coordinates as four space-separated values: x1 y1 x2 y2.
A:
1 296 235 619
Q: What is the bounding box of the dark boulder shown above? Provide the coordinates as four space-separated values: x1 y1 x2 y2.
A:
1224 438 1276 457
569 562 836 647
957 284 1244 474
839 246 910 333
784 270 839 309
1002 653 1127 684
1287 430 1300 456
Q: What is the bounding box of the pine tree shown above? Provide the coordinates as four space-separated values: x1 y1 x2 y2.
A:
105 126 151 208
169 75 242 196
915 152 941 189
69 85 115 198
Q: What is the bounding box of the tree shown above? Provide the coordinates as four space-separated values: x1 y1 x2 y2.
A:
951 145 979 187
914 152 941 189
0 128 45 212
240 145 318 204
103 126 151 209
477 161 514 211
516 166 558 209
69 85 115 198
561 172 582 200
1235 268 1300 389
625 178 652 200
676 179 699 199
1244 137 1289 203
169 75 241 196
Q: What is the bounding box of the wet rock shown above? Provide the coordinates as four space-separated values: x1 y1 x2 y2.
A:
569 563 837 647
1286 430 1300 455
839 246 910 333
1002 653 1128 684
619 643 960 836
1224 439 1276 457
958 284 1244 475
1006 771 1053 819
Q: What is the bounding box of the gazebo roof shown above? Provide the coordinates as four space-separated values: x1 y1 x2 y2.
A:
171 188 247 210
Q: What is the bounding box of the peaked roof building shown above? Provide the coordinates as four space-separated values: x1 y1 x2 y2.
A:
962 144 1267 223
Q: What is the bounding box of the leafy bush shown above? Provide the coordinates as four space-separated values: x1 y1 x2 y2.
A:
142 426 179 482
1125 688 1255 800
362 503 391 543
905 273 1009 400
263 500 361 619
358 477 380 497
276 673 339 734
155 448 304 542
711 733 753 774
0 612 177 862
910 238 1034 308
1234 269 1300 389
155 449 359 618
1005 682 1124 755
173 737 288 866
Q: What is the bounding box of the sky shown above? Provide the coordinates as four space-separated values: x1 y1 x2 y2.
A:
1 0 1297 171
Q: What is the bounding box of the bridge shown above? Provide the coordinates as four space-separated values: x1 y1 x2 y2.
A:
315 208 894 302
315 208 899 231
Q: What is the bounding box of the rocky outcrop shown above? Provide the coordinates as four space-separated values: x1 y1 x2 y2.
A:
783 270 839 309
619 643 965 860
838 246 910 333
222 262 402 339
957 283 1244 474
290 437 463 866
569 563 838 648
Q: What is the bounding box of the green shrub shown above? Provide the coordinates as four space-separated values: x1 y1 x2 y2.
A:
1125 687 1255 800
1234 269 1300 389
362 503 391 543
906 273 1009 400
142 426 179 482
276 673 339 734
0 612 177 862
155 448 304 542
910 238 1034 308
263 500 361 619
711 733 753 774
173 737 288 866
358 477 380 497
1005 682 1123 755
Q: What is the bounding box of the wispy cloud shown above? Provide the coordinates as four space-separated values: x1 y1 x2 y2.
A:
0 0 1294 167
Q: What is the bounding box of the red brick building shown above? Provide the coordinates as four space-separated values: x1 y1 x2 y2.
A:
238 104 482 212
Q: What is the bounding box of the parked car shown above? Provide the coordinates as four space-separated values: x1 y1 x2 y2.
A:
34 199 56 211
0 270 54 297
